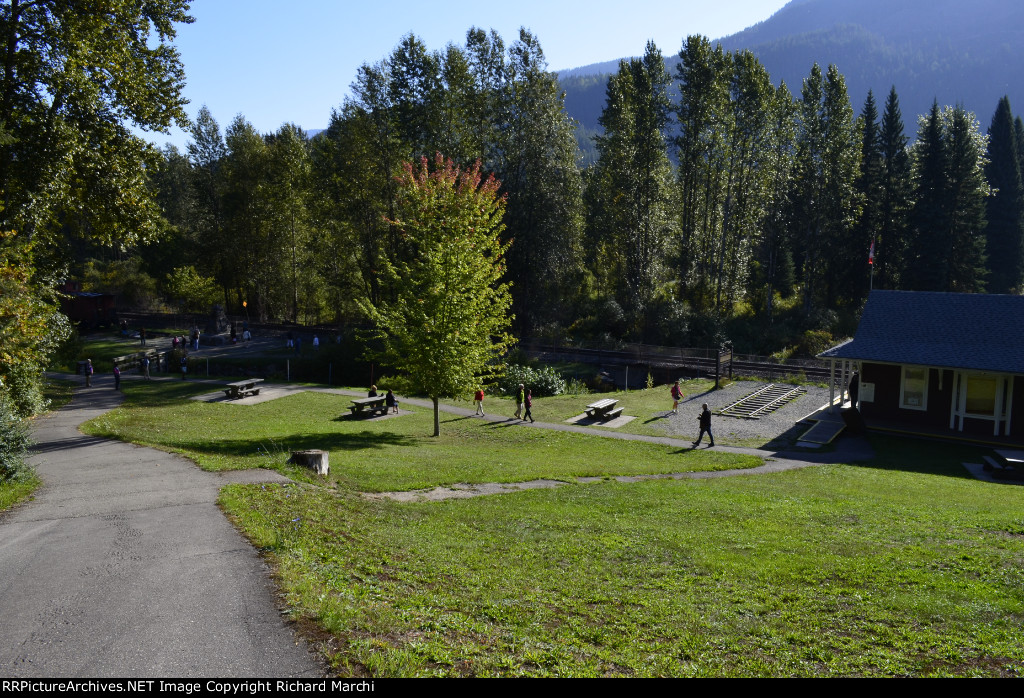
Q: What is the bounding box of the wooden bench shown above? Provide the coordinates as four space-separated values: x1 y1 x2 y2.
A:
113 349 161 373
223 378 263 399
585 398 623 421
349 396 387 416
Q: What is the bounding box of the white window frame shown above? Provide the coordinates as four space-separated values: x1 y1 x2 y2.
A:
899 365 929 411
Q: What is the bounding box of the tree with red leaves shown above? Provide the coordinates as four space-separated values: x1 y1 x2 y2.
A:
361 154 514 436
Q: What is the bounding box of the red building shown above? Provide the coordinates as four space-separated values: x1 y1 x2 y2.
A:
60 281 116 329
819 290 1024 443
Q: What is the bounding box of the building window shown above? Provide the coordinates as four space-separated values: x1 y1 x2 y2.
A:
965 375 998 416
900 366 928 411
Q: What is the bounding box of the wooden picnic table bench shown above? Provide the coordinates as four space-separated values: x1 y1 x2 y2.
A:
113 349 162 373
349 395 388 416
223 378 263 399
585 398 624 421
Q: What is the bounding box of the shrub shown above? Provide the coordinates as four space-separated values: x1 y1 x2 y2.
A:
497 364 566 397
564 377 591 396
0 393 31 483
376 374 416 397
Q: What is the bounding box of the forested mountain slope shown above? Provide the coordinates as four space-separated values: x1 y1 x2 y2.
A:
560 0 1024 133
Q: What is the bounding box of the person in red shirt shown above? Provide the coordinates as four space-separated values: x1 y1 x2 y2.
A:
474 387 485 416
670 381 683 414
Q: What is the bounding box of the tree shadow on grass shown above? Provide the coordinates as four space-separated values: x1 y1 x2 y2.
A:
174 430 415 458
120 381 219 408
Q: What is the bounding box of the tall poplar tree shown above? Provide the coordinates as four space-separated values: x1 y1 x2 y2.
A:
591 41 675 337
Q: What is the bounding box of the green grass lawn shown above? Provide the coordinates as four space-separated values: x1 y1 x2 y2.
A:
443 378 721 440
81 379 1024 676
52 333 152 373
81 382 761 492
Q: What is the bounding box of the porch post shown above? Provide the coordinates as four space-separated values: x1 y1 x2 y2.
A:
994 377 1005 437
829 360 836 414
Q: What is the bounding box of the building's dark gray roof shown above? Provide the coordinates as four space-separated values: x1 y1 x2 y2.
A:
819 290 1024 374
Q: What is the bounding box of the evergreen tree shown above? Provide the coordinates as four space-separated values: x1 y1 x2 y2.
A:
984 96 1024 293
856 91 883 293
876 87 913 289
790 64 862 314
909 103 989 292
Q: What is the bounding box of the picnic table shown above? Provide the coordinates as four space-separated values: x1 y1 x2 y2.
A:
222 378 263 399
585 398 624 421
349 396 388 416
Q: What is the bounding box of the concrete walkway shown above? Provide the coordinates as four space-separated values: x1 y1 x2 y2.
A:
0 375 323 677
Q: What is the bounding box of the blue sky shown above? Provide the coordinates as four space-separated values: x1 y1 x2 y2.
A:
151 0 792 150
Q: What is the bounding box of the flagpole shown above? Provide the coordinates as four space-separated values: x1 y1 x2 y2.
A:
868 238 875 291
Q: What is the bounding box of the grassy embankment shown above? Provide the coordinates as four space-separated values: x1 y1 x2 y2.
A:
83 379 1024 677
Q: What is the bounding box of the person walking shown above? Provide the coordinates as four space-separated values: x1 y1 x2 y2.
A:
523 389 535 423
692 403 715 448
85 359 94 388
142 356 151 380
515 384 525 420
474 387 485 416
670 380 683 414
139 327 146 346
112 365 121 391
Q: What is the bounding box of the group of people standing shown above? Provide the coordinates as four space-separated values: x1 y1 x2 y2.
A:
471 384 534 422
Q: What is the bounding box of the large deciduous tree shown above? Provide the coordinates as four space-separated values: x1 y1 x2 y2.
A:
0 0 191 426
591 41 675 338
361 154 513 437
0 0 192 245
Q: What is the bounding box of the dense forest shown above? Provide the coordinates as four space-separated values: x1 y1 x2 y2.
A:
75 28 1024 361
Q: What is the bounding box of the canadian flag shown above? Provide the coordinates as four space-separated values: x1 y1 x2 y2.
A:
868 239 875 265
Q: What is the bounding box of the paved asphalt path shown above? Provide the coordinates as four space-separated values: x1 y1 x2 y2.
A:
0 375 324 677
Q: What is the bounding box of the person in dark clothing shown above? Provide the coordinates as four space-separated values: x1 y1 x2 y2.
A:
368 385 378 398
385 390 398 414
848 370 860 410
692 403 715 447
113 365 121 391
524 389 535 423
